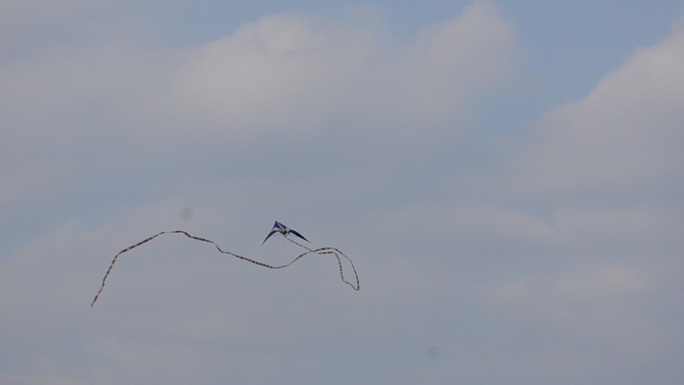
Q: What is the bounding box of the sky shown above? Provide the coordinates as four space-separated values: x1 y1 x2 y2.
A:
2 1 684 384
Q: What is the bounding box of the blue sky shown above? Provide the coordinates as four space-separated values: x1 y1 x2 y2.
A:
2 1 684 384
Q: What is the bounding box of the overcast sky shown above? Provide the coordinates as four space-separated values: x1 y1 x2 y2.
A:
2 1 684 384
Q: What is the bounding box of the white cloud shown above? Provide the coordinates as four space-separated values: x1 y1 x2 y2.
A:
0 0 94 38
395 0 516 122
356 202 558 253
473 23 684 382
170 13 379 137
509 24 684 198
484 263 661 354
171 1 516 138
1 1 517 206
550 206 684 255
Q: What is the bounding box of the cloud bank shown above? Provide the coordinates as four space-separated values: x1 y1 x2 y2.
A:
2 1 683 384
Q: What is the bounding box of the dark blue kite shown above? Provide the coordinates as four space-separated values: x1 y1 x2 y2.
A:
262 221 309 244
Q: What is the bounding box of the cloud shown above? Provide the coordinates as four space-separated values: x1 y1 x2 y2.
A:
171 1 516 138
1 1 517 207
485 264 653 335
169 13 378 137
469 21 684 384
508 24 684 199
0 0 93 39
5 2 684 385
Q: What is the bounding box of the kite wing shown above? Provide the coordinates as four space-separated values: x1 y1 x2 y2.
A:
262 229 280 245
286 228 309 243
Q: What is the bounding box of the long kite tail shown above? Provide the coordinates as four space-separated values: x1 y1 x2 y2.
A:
90 230 359 307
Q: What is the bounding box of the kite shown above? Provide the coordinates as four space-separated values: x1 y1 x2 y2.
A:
263 220 309 244
90 222 359 307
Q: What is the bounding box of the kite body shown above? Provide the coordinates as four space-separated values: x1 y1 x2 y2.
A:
90 221 359 307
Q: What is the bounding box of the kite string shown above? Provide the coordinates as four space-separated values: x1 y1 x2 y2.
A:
91 230 359 307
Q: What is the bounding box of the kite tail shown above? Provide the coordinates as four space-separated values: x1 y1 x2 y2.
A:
90 232 165 307
285 237 360 291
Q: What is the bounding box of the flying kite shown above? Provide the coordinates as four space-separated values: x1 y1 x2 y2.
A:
262 221 309 244
90 222 359 307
